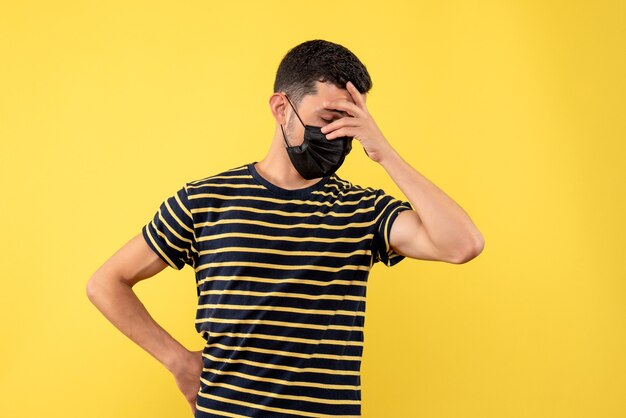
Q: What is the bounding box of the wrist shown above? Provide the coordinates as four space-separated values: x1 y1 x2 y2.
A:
377 144 401 167
163 344 193 375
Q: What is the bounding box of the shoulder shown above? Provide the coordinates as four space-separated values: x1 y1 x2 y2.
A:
326 173 380 201
330 174 408 213
186 163 251 187
186 164 249 186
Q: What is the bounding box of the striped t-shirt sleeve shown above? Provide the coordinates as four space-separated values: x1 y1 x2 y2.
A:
372 189 414 267
141 184 197 270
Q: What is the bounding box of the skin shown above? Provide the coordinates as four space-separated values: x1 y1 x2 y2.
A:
260 80 485 264
86 79 485 417
86 235 202 416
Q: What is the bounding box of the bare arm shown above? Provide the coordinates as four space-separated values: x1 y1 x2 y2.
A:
321 81 485 264
380 150 485 264
86 232 202 415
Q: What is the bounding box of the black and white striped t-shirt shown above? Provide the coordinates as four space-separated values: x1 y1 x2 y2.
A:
142 162 413 418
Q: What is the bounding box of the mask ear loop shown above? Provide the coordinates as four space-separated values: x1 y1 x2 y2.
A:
281 93 305 148
280 124 291 147
283 93 305 127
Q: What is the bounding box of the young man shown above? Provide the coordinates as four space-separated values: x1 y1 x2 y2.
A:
87 40 484 417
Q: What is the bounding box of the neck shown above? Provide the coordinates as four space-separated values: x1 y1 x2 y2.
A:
255 125 322 190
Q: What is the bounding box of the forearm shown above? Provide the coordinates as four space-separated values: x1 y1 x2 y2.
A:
379 146 484 254
86 274 190 373
318 82 483 258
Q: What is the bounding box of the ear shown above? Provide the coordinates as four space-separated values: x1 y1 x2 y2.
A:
269 93 288 125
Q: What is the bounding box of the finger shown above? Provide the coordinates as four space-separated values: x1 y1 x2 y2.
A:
325 127 359 140
346 81 367 110
321 117 360 134
323 99 363 117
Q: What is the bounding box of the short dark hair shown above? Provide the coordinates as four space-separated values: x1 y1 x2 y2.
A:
273 39 372 108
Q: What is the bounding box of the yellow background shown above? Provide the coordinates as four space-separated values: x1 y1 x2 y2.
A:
1 1 624 417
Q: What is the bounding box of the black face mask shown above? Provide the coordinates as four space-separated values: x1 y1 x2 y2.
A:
280 94 353 180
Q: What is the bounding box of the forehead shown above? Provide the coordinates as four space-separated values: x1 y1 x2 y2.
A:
300 81 354 108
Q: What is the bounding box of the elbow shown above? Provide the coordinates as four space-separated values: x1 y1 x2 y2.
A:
86 271 133 305
450 234 485 264
86 276 100 303
86 273 112 304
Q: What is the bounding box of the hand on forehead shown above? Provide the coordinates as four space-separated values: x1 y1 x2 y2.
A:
317 80 361 102
321 81 367 117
